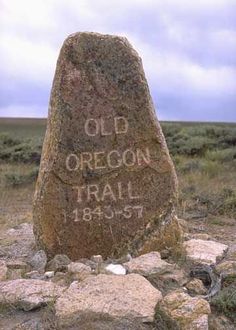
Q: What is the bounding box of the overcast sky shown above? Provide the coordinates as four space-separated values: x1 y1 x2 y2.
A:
0 0 236 122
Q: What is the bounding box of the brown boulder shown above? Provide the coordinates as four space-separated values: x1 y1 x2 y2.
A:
33 32 180 260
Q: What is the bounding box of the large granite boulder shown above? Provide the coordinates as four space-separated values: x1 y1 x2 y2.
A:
55 274 162 329
33 32 181 260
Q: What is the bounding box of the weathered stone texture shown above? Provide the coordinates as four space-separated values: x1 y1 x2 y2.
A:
183 239 228 265
55 274 162 329
159 289 211 329
33 32 179 260
0 279 64 311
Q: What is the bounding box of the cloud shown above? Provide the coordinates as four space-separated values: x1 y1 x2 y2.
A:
0 0 235 121
0 104 47 118
0 34 57 85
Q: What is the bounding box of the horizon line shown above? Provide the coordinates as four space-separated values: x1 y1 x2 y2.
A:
0 116 236 125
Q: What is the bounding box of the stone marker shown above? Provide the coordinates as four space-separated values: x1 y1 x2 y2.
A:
33 32 181 260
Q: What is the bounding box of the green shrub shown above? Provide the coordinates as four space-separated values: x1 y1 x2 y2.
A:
211 283 236 322
0 141 42 164
154 306 180 330
162 123 236 157
193 188 236 218
206 148 236 163
4 167 39 186
201 160 220 178
218 193 236 218
0 133 21 147
179 159 203 173
179 136 216 156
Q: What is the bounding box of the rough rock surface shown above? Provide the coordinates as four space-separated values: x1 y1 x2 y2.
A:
124 251 174 276
55 273 162 329
33 32 180 260
4 259 29 280
47 254 71 272
29 250 47 273
215 260 236 278
67 262 92 280
191 233 211 240
183 239 228 265
0 279 64 311
1 223 35 261
186 278 207 295
208 314 236 330
159 289 211 329
0 260 7 281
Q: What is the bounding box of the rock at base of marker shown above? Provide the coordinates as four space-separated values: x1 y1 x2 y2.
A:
158 289 211 329
183 239 228 265
0 279 64 311
55 274 162 329
33 32 181 260
124 251 174 276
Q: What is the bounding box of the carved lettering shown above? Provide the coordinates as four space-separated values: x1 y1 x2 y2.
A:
94 151 106 169
101 183 116 201
128 181 140 199
101 118 112 136
66 147 151 171
122 149 136 167
68 116 151 223
107 150 122 168
84 116 129 137
80 152 93 170
72 204 144 222
137 147 151 166
73 185 85 203
84 118 99 136
66 154 80 171
73 181 139 203
114 116 128 134
87 184 100 202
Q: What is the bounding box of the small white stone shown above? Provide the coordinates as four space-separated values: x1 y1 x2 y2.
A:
105 264 126 275
44 271 55 278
